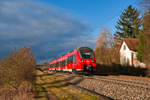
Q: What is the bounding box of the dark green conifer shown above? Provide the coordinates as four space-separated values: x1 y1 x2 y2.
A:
115 5 142 39
137 30 145 62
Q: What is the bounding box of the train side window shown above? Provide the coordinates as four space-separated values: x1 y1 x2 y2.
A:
61 61 63 66
60 61 62 66
62 61 64 66
70 56 73 63
73 54 77 63
58 62 59 67
67 57 71 63
57 62 59 67
67 56 73 63
57 62 58 67
60 61 62 67
55 63 57 67
64 60 66 66
62 60 65 66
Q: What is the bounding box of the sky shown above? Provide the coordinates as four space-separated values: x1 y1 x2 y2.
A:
0 0 138 63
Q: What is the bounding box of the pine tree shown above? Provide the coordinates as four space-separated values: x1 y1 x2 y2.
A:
137 30 145 62
115 5 142 39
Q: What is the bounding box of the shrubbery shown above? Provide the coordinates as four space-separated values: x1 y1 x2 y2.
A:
0 47 36 99
96 64 148 77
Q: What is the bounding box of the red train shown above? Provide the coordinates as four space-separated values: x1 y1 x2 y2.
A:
48 47 96 73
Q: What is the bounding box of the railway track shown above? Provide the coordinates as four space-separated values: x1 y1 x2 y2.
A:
84 75 150 91
41 68 150 91
36 68 113 100
37 67 150 99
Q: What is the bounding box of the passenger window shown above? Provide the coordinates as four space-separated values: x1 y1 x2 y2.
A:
73 54 77 63
67 56 73 63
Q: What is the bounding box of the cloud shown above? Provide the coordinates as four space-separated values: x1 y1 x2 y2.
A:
0 0 95 63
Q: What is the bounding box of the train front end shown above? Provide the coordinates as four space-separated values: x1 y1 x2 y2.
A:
78 47 96 73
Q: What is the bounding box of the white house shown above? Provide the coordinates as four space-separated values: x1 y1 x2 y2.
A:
119 38 145 68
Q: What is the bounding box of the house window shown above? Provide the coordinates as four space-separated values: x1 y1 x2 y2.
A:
124 45 126 50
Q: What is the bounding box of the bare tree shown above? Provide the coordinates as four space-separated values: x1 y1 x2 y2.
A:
139 0 150 65
0 47 36 88
94 28 117 65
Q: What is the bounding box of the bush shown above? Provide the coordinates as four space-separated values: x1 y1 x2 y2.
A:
0 47 36 88
95 64 148 76
0 81 35 100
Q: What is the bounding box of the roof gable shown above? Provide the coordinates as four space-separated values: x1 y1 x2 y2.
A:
119 38 139 51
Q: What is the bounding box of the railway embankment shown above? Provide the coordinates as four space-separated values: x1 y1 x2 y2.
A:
44 70 150 100
76 76 150 100
35 70 111 100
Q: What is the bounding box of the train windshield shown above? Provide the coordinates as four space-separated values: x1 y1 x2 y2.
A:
79 47 94 59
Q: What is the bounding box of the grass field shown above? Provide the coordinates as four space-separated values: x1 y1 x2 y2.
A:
35 70 99 100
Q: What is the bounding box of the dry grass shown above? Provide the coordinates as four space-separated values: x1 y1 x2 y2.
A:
0 81 35 100
35 70 99 100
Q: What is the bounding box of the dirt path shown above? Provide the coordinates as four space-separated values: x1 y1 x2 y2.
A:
35 70 100 100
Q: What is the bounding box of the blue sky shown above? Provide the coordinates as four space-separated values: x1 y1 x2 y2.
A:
41 0 138 33
0 0 138 63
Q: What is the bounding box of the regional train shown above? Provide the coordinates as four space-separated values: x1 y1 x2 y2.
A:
48 47 96 73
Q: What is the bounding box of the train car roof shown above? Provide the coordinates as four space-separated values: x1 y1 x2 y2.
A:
49 47 93 64
49 49 77 64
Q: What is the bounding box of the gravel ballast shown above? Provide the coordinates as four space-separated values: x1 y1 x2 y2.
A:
76 78 150 100
45 71 150 100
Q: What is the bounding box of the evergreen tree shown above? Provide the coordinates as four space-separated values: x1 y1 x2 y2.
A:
115 5 142 39
137 30 145 62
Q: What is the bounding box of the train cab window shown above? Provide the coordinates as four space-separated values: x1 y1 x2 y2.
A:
79 47 94 59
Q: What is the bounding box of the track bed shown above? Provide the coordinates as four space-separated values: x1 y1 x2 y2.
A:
35 70 111 100
43 70 150 100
